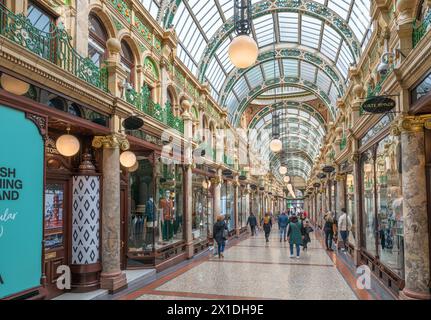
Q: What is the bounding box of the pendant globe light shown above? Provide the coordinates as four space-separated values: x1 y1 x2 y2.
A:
228 0 258 68
0 73 30 96
283 176 290 184
120 151 137 168
269 41 282 154
56 126 80 157
279 165 287 175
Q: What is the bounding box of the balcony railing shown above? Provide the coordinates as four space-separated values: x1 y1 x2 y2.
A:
413 10 431 48
0 4 108 92
125 86 184 133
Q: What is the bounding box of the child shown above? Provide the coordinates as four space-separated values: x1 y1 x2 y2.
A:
302 219 314 251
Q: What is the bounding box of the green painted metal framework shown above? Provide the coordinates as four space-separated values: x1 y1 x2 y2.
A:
151 0 371 180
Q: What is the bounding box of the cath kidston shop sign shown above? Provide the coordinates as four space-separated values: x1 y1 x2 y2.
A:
0 104 44 299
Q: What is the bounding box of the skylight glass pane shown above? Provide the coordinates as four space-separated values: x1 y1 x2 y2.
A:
245 67 263 88
320 25 341 62
328 0 350 20
254 15 275 47
300 62 317 83
140 0 159 20
278 12 298 43
336 41 354 78
262 61 280 79
226 92 239 113
216 38 235 74
316 70 331 93
301 15 322 49
283 59 299 77
349 0 371 43
205 58 225 93
233 77 250 101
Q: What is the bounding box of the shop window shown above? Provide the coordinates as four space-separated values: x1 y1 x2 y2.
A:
361 149 377 256
88 13 108 67
192 175 212 242
346 173 356 245
120 40 135 87
44 183 65 250
360 134 404 278
27 1 55 33
411 72 431 104
375 135 404 278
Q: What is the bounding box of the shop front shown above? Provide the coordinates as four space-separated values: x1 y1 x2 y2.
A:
191 168 214 253
0 78 111 299
221 178 235 236
338 161 357 251
358 115 405 294
125 140 187 271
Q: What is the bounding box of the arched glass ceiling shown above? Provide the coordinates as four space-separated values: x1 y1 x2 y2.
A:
140 0 161 20
165 0 371 101
224 59 341 118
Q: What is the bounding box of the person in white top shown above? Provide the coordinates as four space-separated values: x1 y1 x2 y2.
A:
338 208 352 252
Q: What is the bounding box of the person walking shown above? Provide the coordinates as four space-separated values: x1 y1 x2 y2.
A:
301 219 314 252
323 212 335 251
213 215 228 259
338 208 352 252
287 213 303 258
261 213 272 243
278 211 289 242
247 212 258 236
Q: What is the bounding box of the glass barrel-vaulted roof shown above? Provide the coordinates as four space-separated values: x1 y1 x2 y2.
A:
158 0 371 182
164 0 371 101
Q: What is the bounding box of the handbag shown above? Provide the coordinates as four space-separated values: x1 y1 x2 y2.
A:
223 228 229 239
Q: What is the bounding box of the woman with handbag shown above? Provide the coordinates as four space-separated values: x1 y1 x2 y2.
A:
261 213 272 243
213 215 228 259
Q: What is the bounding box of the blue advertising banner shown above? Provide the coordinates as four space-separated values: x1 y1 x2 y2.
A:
0 104 44 299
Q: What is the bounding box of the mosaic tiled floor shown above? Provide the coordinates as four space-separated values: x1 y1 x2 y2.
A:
119 230 377 300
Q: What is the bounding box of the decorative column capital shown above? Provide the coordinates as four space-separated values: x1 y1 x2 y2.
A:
393 114 431 133
348 151 360 165
335 173 346 182
92 133 130 150
210 176 222 186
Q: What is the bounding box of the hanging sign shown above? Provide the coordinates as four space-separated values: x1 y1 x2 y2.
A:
0 105 44 299
362 96 396 114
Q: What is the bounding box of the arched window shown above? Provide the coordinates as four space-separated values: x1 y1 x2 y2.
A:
120 40 135 86
88 13 108 67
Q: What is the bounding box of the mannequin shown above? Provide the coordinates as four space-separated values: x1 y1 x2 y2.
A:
159 190 174 242
145 197 155 247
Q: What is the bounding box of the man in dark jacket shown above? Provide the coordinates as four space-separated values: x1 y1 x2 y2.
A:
278 212 289 242
247 213 258 236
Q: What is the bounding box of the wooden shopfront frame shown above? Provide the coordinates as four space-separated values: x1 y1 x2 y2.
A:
124 133 189 272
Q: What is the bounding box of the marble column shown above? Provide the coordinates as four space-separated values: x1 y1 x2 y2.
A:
182 100 194 258
92 134 129 292
233 179 239 237
351 152 362 266
183 164 194 258
395 116 431 300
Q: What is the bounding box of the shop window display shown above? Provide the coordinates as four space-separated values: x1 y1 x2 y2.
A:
44 184 65 250
128 160 184 259
375 135 404 277
221 180 234 231
192 175 211 242
331 181 336 215
361 150 377 256
346 173 356 245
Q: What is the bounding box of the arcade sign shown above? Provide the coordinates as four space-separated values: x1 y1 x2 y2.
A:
362 96 396 114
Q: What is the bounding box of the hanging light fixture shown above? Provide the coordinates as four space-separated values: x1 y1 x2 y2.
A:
0 73 30 96
120 151 137 168
283 176 290 184
279 165 287 175
269 40 282 154
228 0 258 68
56 126 80 157
129 160 139 173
